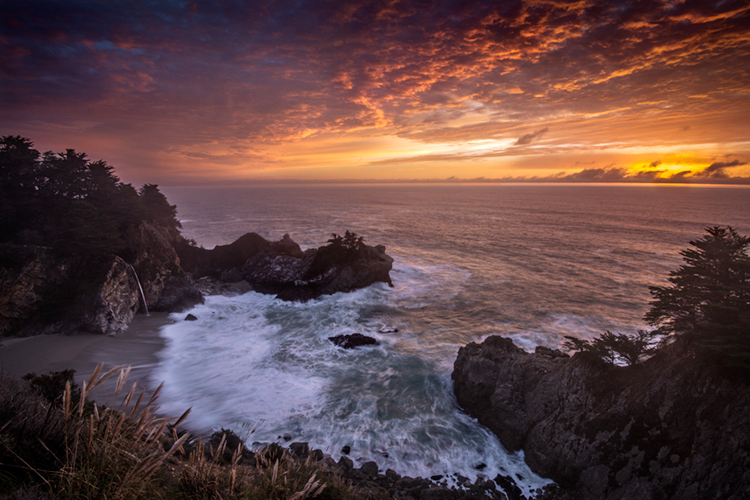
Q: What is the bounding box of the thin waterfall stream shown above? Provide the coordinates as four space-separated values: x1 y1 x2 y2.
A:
128 264 149 316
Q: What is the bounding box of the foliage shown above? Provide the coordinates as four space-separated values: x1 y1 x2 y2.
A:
22 369 81 408
645 226 750 369
327 231 365 253
1 366 363 500
303 231 367 280
139 183 181 230
563 330 658 366
0 135 180 258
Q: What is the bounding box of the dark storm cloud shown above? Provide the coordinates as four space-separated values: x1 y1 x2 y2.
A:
1 0 749 177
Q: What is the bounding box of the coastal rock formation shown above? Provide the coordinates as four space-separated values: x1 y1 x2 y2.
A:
452 336 750 499
177 233 394 301
0 222 203 338
130 222 203 312
328 333 380 349
176 233 304 278
0 251 138 336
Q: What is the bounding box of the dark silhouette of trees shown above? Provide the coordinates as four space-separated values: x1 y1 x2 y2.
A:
0 136 41 241
0 135 180 258
563 330 658 366
646 226 750 369
139 184 180 230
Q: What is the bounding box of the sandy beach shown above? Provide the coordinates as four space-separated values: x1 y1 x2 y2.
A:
0 312 175 403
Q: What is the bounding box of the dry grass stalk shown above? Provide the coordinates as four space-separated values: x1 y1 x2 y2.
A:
50 364 195 499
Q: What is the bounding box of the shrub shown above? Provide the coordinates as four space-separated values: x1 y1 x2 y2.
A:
563 330 658 366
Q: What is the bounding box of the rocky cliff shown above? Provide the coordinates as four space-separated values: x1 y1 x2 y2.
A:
1 229 391 338
452 336 750 499
0 222 202 338
177 233 394 301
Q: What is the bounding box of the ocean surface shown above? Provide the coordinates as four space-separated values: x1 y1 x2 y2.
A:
155 183 750 495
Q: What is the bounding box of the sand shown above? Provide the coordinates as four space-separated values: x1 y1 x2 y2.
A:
0 312 176 403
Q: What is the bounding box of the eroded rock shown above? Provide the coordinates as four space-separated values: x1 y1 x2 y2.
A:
452 336 750 499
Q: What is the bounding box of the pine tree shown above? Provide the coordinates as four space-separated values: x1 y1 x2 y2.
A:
646 226 750 369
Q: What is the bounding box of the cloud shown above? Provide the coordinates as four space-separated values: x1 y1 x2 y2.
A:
515 127 549 145
693 159 747 178
2 0 749 181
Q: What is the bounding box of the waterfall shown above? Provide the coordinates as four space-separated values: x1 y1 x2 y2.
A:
128 264 150 316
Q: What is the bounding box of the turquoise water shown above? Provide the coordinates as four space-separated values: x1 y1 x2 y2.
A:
153 184 750 494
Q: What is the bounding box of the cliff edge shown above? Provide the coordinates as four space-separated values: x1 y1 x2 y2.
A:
452 336 750 499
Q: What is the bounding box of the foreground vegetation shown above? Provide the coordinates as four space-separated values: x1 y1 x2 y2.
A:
0 366 363 500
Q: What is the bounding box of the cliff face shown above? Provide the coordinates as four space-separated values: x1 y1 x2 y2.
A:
0 222 202 338
452 336 750 499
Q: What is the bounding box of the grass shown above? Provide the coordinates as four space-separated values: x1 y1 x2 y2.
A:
0 365 363 500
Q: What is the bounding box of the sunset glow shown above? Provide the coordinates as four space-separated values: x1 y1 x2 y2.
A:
1 0 749 185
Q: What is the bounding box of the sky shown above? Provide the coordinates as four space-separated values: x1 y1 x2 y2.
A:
2 0 749 185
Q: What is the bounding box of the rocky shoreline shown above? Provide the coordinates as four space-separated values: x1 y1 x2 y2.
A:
210 434 535 500
0 229 393 338
452 336 750 499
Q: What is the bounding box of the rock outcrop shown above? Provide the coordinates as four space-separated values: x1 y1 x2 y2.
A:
177 233 394 301
0 250 138 336
452 336 750 499
328 333 380 349
0 222 203 338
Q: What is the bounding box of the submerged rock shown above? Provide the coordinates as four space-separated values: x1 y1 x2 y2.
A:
452 336 750 499
328 333 380 349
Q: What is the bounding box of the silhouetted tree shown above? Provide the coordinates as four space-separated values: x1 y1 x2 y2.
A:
563 330 657 366
0 135 181 259
646 226 750 369
139 184 180 230
0 136 41 241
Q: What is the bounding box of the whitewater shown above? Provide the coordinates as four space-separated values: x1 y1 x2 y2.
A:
154 183 750 495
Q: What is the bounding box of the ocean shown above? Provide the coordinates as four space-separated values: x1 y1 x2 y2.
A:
155 183 750 494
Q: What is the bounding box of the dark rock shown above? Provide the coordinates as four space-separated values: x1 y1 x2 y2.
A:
430 475 444 481
310 449 324 462
453 335 750 499
419 486 455 500
385 468 401 481
0 251 138 337
534 345 569 359
209 430 250 464
494 474 523 500
341 445 351 454
329 333 379 349
338 455 354 471
0 222 201 338
281 434 292 441
151 275 204 312
176 232 296 277
289 442 309 458
360 461 379 478
184 313 198 321
178 232 393 302
475 463 487 470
